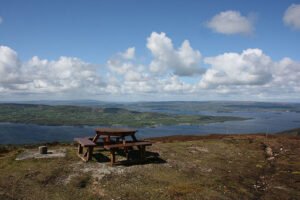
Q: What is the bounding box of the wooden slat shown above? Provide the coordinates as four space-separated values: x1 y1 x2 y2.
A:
104 141 152 150
95 128 137 137
95 128 137 133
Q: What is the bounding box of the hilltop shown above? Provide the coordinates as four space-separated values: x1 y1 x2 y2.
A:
0 131 299 199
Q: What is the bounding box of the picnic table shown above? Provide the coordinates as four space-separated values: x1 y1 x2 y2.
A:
74 128 152 165
92 128 138 144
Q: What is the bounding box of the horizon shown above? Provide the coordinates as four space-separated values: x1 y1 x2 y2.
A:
1 0 300 102
1 99 300 104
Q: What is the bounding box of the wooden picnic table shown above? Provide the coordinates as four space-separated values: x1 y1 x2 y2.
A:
75 128 152 165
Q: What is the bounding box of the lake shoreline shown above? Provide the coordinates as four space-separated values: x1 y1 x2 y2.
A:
1 127 299 146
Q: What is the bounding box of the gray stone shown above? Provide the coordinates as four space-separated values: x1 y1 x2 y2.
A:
39 146 48 154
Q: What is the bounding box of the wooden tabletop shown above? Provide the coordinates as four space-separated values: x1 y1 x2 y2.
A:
95 128 137 137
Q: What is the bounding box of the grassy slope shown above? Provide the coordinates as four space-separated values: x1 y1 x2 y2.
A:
0 134 299 200
0 104 245 127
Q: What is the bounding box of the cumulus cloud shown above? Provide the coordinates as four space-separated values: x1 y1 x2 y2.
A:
161 75 192 93
207 10 254 35
200 49 273 88
24 56 104 93
106 42 196 95
0 46 22 84
271 57 300 93
0 46 104 95
121 47 135 60
1 30 300 101
196 48 300 101
147 32 203 76
283 4 300 30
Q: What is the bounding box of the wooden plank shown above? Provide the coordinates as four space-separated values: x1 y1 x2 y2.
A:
77 153 88 162
74 137 96 147
104 141 152 150
95 128 137 137
95 127 137 133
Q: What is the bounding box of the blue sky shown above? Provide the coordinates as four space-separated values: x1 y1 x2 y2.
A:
0 0 300 101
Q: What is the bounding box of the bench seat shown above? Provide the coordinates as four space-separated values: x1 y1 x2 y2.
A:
104 141 152 150
104 141 152 165
74 137 96 162
74 137 96 147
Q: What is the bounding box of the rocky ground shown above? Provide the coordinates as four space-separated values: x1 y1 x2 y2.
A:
0 133 299 200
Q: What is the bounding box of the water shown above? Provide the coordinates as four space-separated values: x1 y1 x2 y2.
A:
0 110 299 144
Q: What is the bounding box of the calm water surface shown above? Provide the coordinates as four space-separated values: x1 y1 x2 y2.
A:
0 111 299 144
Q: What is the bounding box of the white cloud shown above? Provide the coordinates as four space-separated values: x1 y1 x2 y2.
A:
200 49 273 88
24 56 104 93
196 48 300 101
107 58 134 75
1 30 300 101
121 47 135 60
162 75 192 93
0 46 22 84
147 32 203 76
283 4 300 30
207 10 254 35
271 57 300 93
0 46 104 95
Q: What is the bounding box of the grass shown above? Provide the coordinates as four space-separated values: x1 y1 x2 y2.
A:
0 134 299 199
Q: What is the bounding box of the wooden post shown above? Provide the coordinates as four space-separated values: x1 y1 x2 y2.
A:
78 144 83 154
92 134 100 143
131 134 141 150
87 146 93 161
131 134 138 141
140 146 145 160
125 147 129 160
110 150 116 166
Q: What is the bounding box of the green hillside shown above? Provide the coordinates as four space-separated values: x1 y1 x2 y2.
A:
0 104 246 127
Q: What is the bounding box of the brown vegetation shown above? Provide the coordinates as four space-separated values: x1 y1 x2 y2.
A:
0 133 299 199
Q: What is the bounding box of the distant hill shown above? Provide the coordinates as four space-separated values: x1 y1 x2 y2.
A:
276 128 300 136
0 103 245 127
1 100 300 113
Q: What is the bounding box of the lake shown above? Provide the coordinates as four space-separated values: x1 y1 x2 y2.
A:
0 109 299 144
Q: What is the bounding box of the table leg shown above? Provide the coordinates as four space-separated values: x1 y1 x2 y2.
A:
124 147 129 160
78 144 83 154
110 149 116 166
140 146 145 160
92 134 100 143
87 146 93 161
131 134 138 141
131 134 141 150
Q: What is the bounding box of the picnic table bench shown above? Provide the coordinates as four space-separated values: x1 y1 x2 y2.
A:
104 141 152 165
74 137 96 162
74 128 152 165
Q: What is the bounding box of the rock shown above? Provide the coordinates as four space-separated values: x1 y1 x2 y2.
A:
265 147 273 157
267 156 275 161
